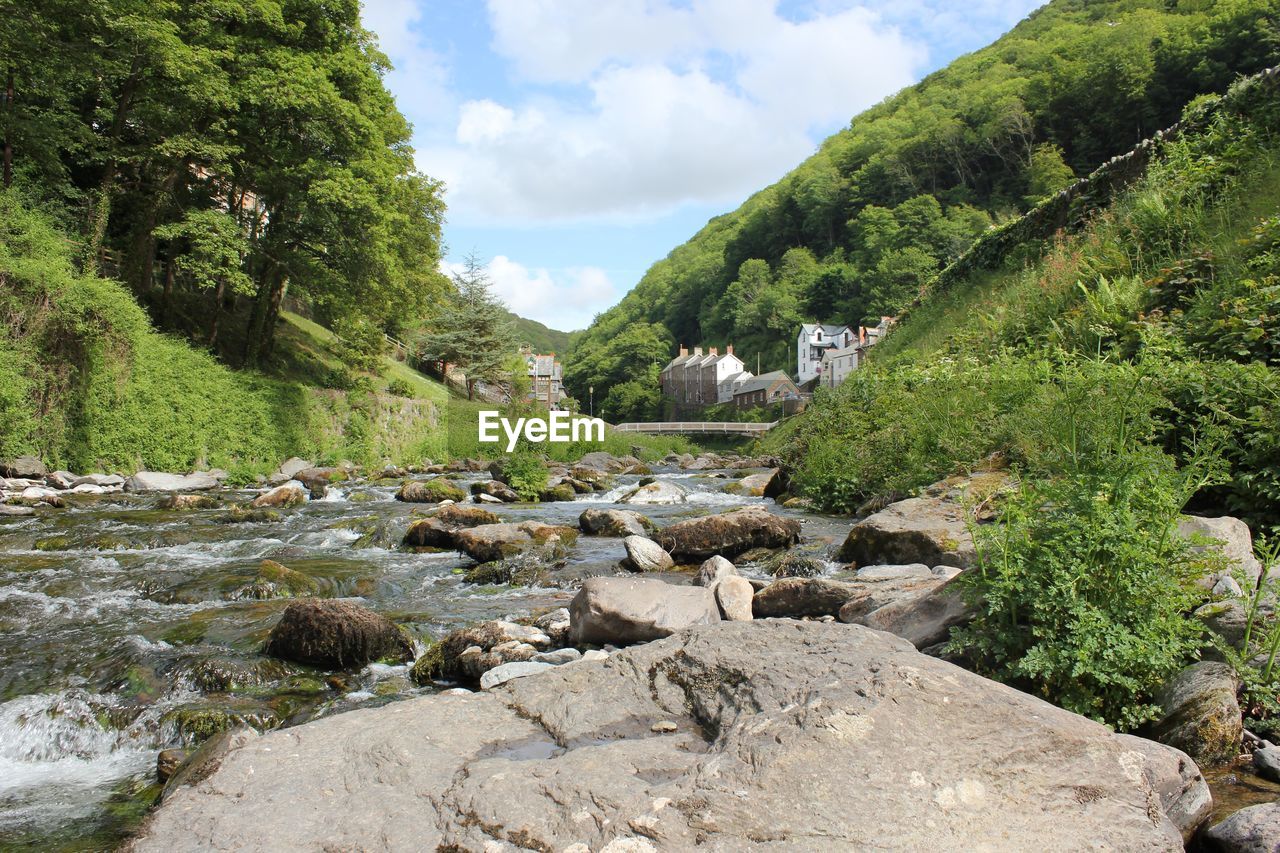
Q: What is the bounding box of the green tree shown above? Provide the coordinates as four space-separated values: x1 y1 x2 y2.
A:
417 255 512 399
1024 143 1076 205
153 209 251 344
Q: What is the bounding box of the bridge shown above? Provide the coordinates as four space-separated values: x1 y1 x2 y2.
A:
613 421 778 436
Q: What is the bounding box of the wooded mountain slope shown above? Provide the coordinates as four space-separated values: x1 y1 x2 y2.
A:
565 0 1278 409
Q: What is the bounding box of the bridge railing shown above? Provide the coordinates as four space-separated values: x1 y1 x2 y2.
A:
613 421 778 434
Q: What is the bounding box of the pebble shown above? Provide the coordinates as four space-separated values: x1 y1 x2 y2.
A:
651 721 678 733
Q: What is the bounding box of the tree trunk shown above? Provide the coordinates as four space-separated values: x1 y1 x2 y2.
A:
208 278 226 346
3 68 13 188
161 259 175 326
243 264 287 367
83 54 143 274
126 160 183 296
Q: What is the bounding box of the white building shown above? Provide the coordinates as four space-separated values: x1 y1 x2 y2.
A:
796 323 854 384
816 317 896 389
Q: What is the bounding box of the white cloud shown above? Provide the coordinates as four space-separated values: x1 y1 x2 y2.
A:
366 0 1042 224
412 1 924 223
441 256 617 332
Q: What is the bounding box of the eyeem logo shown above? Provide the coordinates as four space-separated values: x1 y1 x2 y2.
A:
478 411 606 452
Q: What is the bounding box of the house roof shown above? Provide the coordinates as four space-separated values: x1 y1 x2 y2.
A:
719 371 752 385
822 344 861 360
663 354 692 371
733 370 795 396
799 323 852 338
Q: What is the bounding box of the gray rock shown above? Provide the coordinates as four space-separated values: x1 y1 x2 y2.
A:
270 457 312 484
251 481 306 508
0 455 46 478
72 473 125 487
1255 746 1280 783
695 555 736 587
1148 661 1242 764
531 648 581 665
623 535 673 572
753 577 858 618
619 480 688 505
729 469 777 496
1114 733 1214 842
476 492 503 503
578 508 653 537
451 521 577 563
852 575 974 648
130 621 1195 851
577 451 629 473
479 661 556 690
1179 515 1263 590
569 576 720 645
1204 801 1280 852
836 577 946 624
47 470 77 490
715 575 754 621
125 470 221 492
839 495 977 568
1197 599 1251 649
580 649 609 662
855 563 933 581
471 479 521 502
0 504 36 517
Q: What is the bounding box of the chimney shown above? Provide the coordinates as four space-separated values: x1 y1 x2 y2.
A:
693 346 703 356
709 347 718 356
859 327 867 345
679 346 688 357
726 344 734 356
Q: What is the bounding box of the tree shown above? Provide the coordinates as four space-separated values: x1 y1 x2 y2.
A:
1024 143 1076 205
154 209 252 345
417 255 512 399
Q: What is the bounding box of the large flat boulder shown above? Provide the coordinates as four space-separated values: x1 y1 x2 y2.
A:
619 480 688 505
125 470 221 492
569 576 720 644
753 577 858 618
131 621 1195 851
656 505 801 561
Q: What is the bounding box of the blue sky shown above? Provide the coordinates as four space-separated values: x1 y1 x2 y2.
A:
361 0 1045 332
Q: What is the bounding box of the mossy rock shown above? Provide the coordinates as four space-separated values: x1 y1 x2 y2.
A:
215 506 282 524
231 560 321 601
721 482 744 495
346 490 378 503
410 643 447 684
539 483 577 502
163 703 282 744
462 549 554 587
397 478 467 503
34 535 71 551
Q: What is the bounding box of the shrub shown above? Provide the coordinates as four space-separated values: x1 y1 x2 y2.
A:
949 442 1218 731
502 451 548 501
386 377 414 397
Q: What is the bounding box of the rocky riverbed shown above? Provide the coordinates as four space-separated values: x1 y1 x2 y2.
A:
1 451 1275 850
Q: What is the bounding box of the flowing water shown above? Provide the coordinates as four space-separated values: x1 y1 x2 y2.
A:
0 465 851 850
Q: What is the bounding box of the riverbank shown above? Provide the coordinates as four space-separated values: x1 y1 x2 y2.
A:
4 447 1277 849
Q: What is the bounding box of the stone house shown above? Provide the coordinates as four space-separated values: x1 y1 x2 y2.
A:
732 370 801 409
661 346 753 407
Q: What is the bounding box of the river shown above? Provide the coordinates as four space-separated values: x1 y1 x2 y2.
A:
0 462 854 850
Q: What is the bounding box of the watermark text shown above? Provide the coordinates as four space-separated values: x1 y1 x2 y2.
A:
478 410 605 452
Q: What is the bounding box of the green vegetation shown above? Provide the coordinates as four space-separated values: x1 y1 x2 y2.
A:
500 452 550 501
947 376 1221 729
567 0 1277 395
760 66 1280 728
504 310 577 356
0 190 454 474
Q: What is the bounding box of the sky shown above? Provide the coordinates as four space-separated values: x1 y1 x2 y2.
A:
360 0 1046 333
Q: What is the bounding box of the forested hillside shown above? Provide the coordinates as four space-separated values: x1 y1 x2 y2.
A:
504 311 577 356
0 1 463 471
565 0 1278 409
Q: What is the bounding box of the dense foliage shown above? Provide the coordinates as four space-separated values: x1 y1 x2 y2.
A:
566 0 1278 394
0 0 448 365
